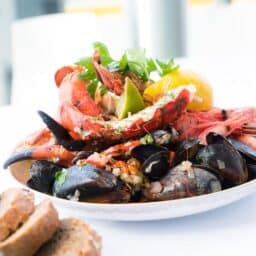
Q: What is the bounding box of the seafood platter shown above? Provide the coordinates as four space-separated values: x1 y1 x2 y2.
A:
4 43 256 220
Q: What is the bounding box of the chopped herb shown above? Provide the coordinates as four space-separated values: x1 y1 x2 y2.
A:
55 169 68 185
167 91 175 99
140 134 154 144
113 126 123 136
78 71 95 81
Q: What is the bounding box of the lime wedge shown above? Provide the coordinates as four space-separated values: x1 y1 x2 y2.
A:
116 77 145 119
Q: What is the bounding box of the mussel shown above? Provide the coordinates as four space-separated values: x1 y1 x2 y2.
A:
27 160 63 193
141 151 170 181
173 138 201 165
131 144 170 181
144 161 221 201
53 163 130 202
151 128 179 146
196 133 248 185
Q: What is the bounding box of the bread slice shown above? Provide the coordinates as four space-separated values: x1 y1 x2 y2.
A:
0 199 60 256
0 188 34 241
36 218 101 256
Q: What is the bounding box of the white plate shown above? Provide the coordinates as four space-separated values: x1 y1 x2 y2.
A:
3 57 256 221
6 162 256 221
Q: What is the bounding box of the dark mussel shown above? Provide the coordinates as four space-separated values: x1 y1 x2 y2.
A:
53 163 130 202
131 144 168 162
27 160 63 193
173 138 201 165
227 138 256 162
131 144 170 181
141 151 170 181
151 128 179 146
247 164 256 180
72 151 94 164
144 161 221 201
197 134 248 185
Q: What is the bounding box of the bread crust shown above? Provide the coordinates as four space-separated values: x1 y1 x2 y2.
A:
0 188 35 241
0 200 60 256
36 218 101 256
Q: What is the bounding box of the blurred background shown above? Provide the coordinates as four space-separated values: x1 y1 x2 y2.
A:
0 0 256 107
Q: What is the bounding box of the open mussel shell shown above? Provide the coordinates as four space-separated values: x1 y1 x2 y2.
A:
144 161 221 201
53 163 124 201
173 138 201 165
196 141 248 185
141 151 170 181
27 160 63 193
131 144 168 162
227 138 256 162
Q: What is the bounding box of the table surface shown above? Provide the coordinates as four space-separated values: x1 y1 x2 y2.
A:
2 57 256 255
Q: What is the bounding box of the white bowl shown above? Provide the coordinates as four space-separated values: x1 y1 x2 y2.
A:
8 161 256 221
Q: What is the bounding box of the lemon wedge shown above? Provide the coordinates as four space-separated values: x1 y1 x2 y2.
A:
143 69 213 111
116 77 145 119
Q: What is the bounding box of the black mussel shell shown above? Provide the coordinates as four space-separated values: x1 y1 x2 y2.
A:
151 129 179 145
206 132 228 145
27 160 63 193
227 138 256 162
143 161 221 201
131 144 168 163
53 163 119 200
196 142 248 185
174 138 201 165
72 151 94 164
141 151 170 181
247 164 256 180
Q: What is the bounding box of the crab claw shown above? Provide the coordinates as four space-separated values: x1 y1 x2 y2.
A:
38 110 86 151
3 145 76 169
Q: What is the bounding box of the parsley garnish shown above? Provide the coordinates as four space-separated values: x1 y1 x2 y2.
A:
87 79 98 99
140 134 154 144
76 42 179 85
55 169 68 185
113 126 123 136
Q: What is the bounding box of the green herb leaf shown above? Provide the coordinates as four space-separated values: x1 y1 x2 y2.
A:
140 134 154 144
78 71 96 81
93 41 113 65
147 58 157 73
119 54 128 71
156 59 179 76
99 85 108 96
75 57 94 72
55 169 68 185
87 79 99 99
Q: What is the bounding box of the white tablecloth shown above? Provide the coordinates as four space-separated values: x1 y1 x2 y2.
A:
0 105 256 256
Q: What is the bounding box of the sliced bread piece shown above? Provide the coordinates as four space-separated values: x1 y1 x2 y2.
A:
0 199 60 256
36 218 101 256
0 188 34 241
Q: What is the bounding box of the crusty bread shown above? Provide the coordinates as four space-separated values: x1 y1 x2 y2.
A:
0 188 34 241
0 199 60 256
36 218 101 256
